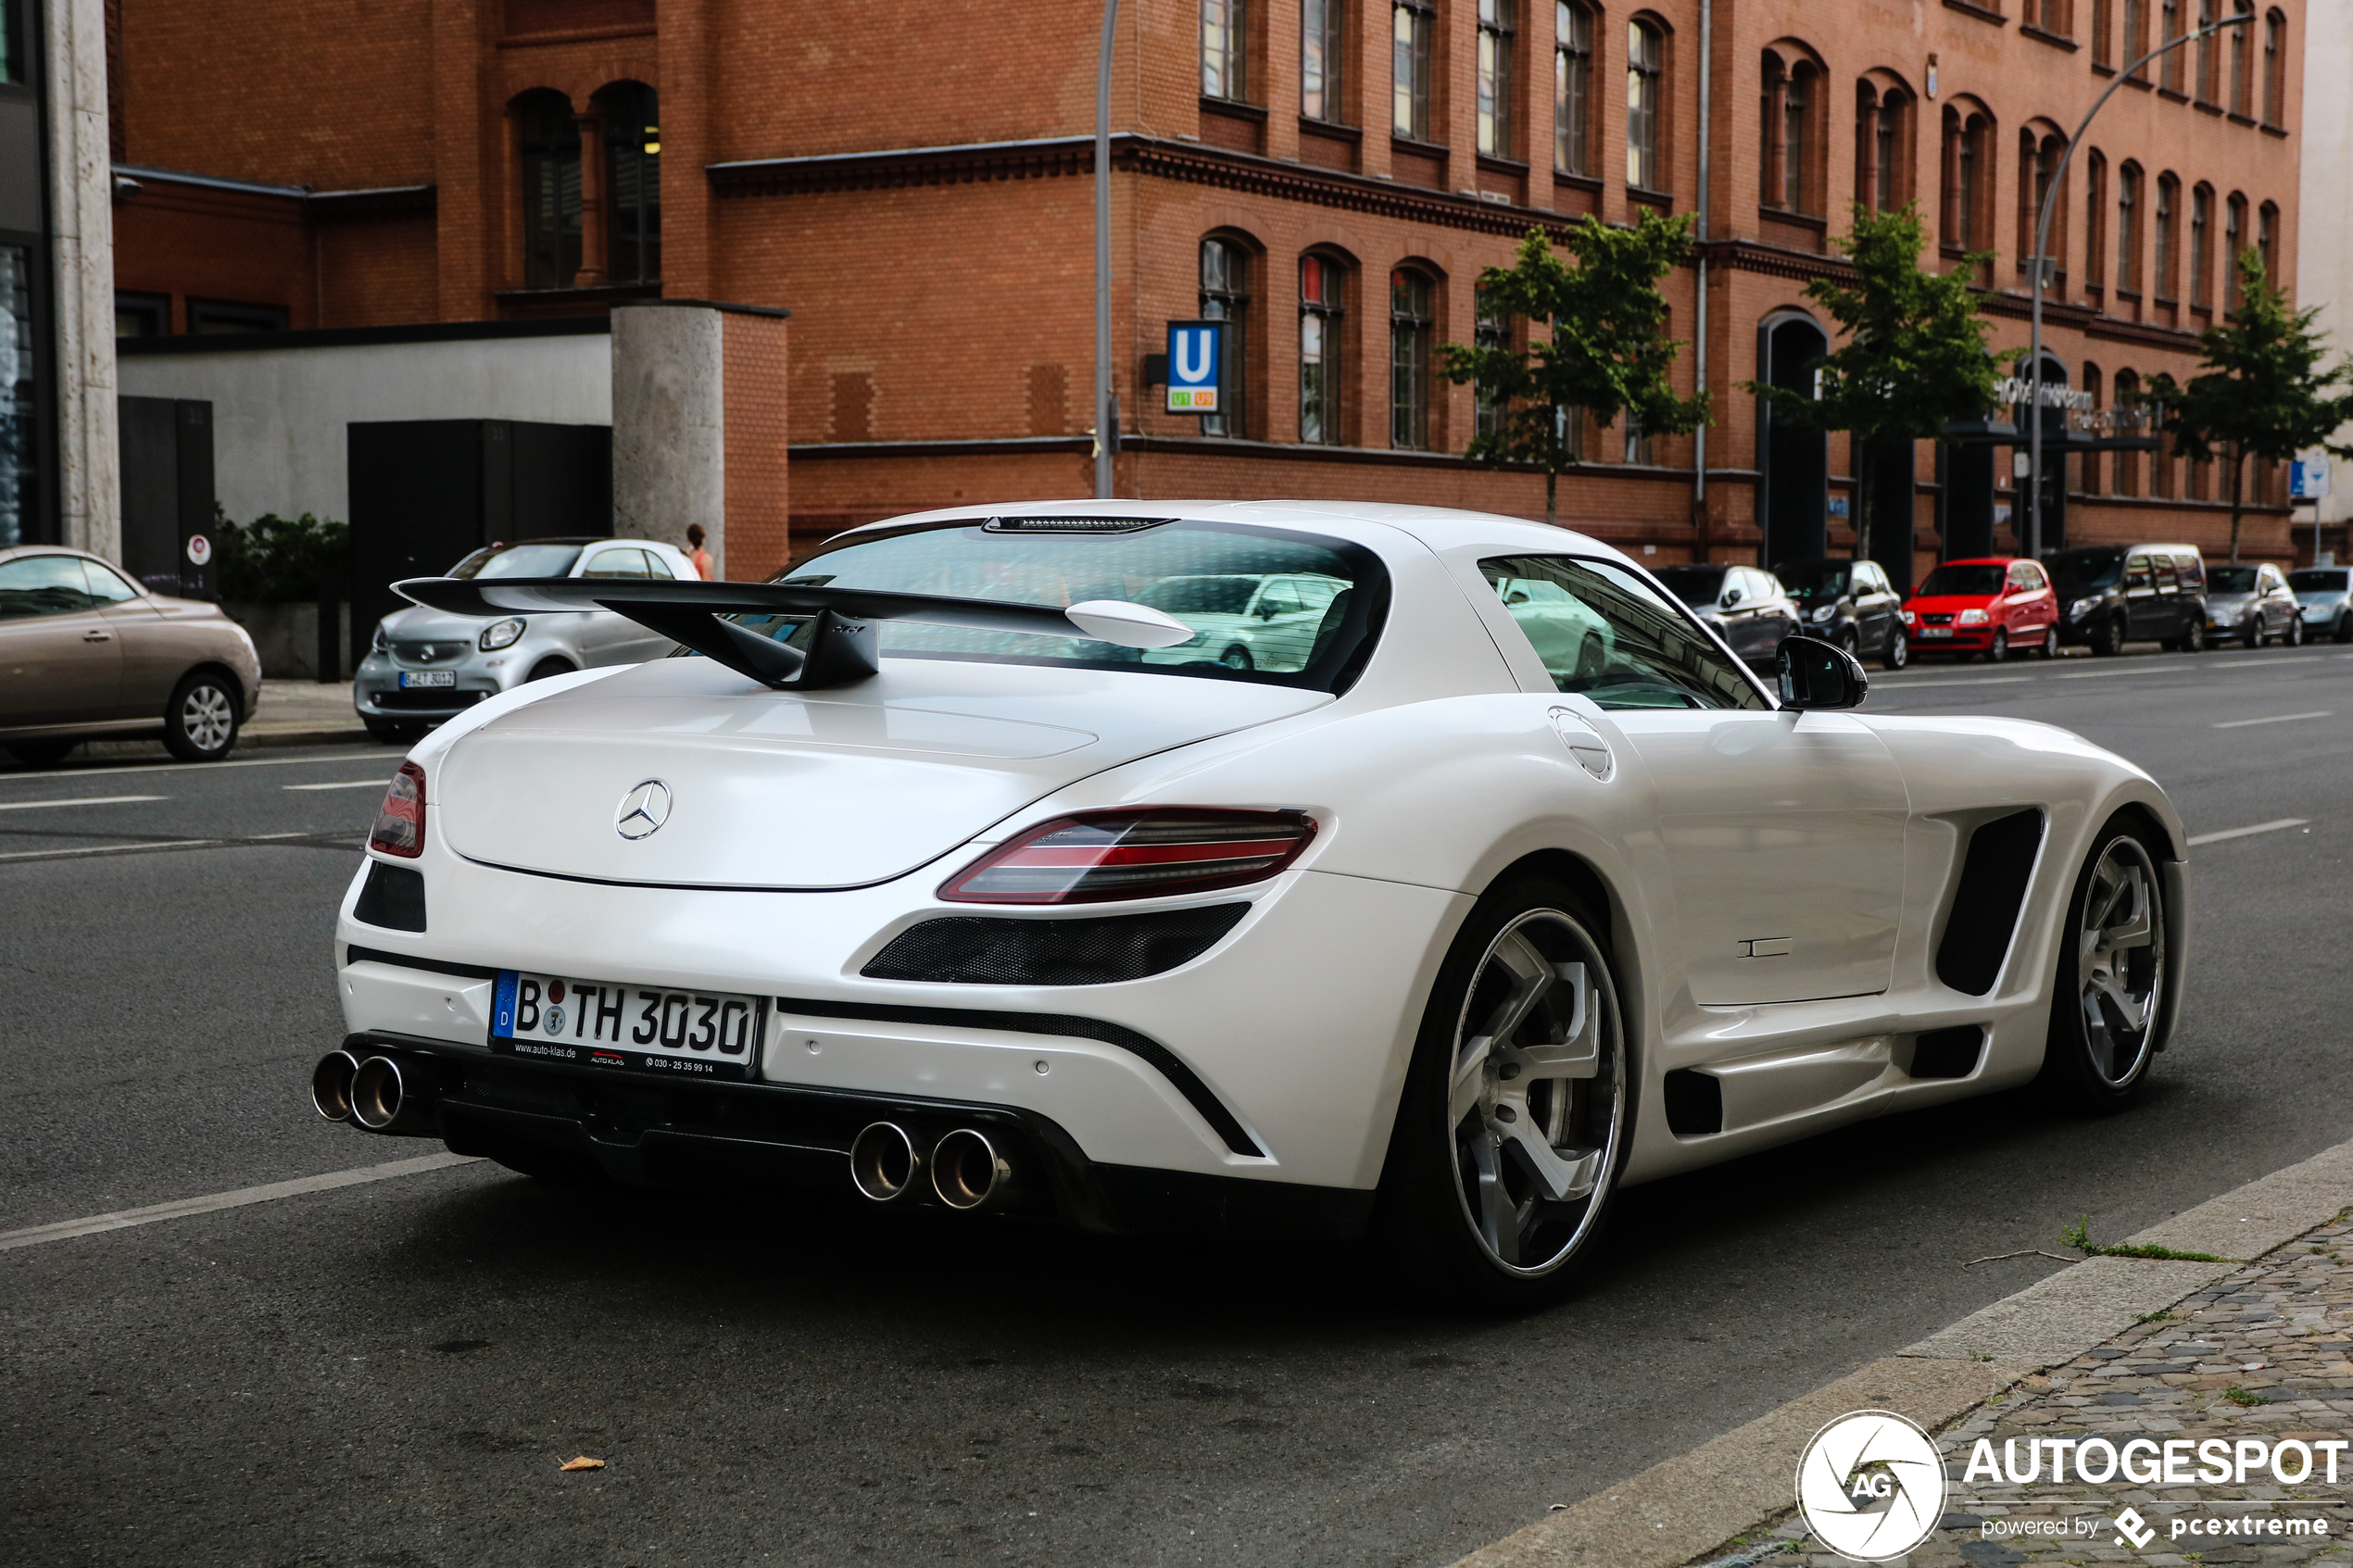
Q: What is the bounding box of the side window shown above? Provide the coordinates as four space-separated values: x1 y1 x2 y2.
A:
0 556 103 618
2124 555 2154 595
2258 565 2280 592
2153 557 2179 594
581 549 652 580
1482 555 1772 710
82 561 140 602
2175 552 2205 590
641 550 677 580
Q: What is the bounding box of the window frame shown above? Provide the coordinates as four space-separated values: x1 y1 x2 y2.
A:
2189 182 2213 307
516 89 583 291
1478 552 1776 709
1392 0 1436 141
2153 172 2178 301
2261 9 2285 126
1200 236 1253 439
1202 0 1249 103
2116 161 2143 294
1302 0 1344 123
1389 266 1436 451
1626 18 1666 193
1477 0 1516 158
1299 253 1346 445
598 81 661 286
1554 1 1594 175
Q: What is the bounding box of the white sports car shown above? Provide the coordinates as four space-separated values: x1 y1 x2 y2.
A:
315 502 2188 1308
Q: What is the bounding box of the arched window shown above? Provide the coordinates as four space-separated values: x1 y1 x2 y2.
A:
2228 0 2253 115
1302 0 1342 122
598 82 660 285
2124 0 2148 75
1477 0 1516 157
1854 82 1911 212
1200 237 1251 437
2154 173 2179 300
1392 0 1435 140
516 90 581 290
2018 128 2065 282
2159 0 2183 93
1202 0 1247 101
1473 279 1511 443
2258 200 2278 281
2194 0 2218 103
2117 162 2143 294
1300 253 1345 445
2190 182 2214 307
1554 2 1593 175
2083 151 2108 290
1626 19 1664 191
1390 267 1435 449
1941 103 1992 259
2113 370 2142 495
1762 46 1822 215
2224 192 2246 310
2262 10 2286 126
2092 0 2113 69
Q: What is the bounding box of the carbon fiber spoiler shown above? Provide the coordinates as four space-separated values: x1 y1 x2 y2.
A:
392 576 1190 690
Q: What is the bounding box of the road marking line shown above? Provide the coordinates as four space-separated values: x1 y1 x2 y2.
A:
0 1152 485 1253
2211 710 2332 729
2186 818 2309 847
0 838 218 861
283 780 390 791
2057 666 2175 679
1871 676 2035 689
0 794 166 811
0 749 401 784
2205 656 2326 668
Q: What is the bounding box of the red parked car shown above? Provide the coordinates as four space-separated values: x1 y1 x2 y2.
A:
1900 556 2060 661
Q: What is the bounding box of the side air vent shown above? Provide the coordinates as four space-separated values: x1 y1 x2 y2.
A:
862 903 1249 985
981 516 1175 533
1662 1069 1724 1136
1907 1025 1987 1079
353 861 427 932
1935 809 2046 997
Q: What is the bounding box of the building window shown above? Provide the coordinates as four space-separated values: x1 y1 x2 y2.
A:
2190 182 2212 306
2124 0 2149 75
2154 173 2177 299
1473 282 1510 443
1871 90 1906 211
2258 200 2277 280
1393 0 1434 139
2194 0 2218 102
1477 0 1516 157
0 247 37 547
1555 2 1592 174
1202 0 1247 101
2093 0 2113 68
1390 268 1434 449
2262 10 2285 125
2117 162 2142 292
1943 106 1990 257
1201 238 1250 437
2032 0 2070 33
187 299 290 333
2228 0 2252 114
1300 254 1344 445
1303 0 1343 121
600 82 660 285
1626 19 1663 191
2224 193 2244 310
1764 55 1816 213
2160 0 2183 93
2019 131 2063 277
518 91 582 289
114 293 170 338
2083 153 2108 288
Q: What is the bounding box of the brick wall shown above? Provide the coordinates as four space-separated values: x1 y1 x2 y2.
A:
721 309 791 581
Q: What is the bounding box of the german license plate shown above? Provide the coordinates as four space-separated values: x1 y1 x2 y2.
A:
1920 627 1953 638
490 972 766 1081
399 671 456 688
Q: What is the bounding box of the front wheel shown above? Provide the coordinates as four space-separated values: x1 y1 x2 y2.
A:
162 672 240 761
1377 881 1631 1310
1986 629 2010 663
2284 614 2305 647
2183 617 2207 653
1218 645 1254 672
2245 618 2265 650
2037 824 2168 1111
1882 624 1908 671
2091 615 2125 657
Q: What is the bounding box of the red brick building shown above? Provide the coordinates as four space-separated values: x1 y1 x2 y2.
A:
108 0 2308 579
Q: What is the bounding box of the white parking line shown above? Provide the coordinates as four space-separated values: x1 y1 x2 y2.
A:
0 838 217 861
0 794 166 811
2205 656 2327 669
0 1152 484 1253
2057 666 2177 679
2186 819 2309 847
2212 710 2333 729
0 749 402 784
1872 676 2035 689
283 780 391 791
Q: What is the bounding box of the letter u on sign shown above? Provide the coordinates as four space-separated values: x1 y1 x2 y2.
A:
1166 321 1223 414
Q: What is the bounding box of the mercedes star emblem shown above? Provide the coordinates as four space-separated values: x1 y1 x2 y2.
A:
615 779 673 840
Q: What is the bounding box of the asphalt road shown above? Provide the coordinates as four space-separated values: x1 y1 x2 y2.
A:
4 643 2350 1568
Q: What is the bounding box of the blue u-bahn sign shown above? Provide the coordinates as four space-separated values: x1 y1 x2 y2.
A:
1166 320 1225 415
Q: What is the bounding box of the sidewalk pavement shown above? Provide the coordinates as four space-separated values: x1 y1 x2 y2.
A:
247 680 370 746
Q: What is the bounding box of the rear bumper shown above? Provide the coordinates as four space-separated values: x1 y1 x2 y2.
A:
333 1030 1374 1240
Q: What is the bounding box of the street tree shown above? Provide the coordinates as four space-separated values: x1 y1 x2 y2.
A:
2148 249 2353 563
1742 203 2013 565
1441 214 1710 527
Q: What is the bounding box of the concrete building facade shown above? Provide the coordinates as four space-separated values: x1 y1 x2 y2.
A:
107 0 2311 577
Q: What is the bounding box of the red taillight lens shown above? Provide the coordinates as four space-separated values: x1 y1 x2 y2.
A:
938 809 1317 905
368 762 427 859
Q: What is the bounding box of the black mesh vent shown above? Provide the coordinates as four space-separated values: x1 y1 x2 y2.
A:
354 861 427 932
862 904 1249 985
1935 809 2046 996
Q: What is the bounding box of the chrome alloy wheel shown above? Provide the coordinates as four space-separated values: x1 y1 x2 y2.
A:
2075 836 2164 1087
1446 909 1626 1274
181 684 235 751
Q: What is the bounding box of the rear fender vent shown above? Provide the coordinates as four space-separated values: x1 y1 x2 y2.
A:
1662 1069 1724 1137
1934 809 2046 997
861 903 1249 985
980 516 1176 534
1906 1024 1987 1080
354 861 427 932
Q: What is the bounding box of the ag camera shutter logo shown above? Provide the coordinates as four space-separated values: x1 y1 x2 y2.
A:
1794 1410 1948 1562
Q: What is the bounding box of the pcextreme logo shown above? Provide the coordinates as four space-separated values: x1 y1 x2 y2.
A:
1794 1411 1948 1562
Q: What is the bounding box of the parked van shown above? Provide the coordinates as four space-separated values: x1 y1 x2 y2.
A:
2045 543 2209 655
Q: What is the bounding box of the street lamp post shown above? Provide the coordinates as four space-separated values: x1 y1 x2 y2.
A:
1094 0 1121 499
2025 11 2251 560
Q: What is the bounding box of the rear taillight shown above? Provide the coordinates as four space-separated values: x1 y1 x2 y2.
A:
368 762 427 859
937 809 1316 905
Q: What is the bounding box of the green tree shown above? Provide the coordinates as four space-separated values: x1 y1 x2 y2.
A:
1742 203 2015 566
2148 249 2353 563
1441 214 1711 527
211 507 351 603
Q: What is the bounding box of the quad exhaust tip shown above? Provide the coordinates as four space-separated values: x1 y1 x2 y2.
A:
348 1053 437 1134
849 1122 924 1203
930 1128 1013 1211
311 1050 361 1123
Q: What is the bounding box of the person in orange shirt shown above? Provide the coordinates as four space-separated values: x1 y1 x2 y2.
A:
686 523 715 581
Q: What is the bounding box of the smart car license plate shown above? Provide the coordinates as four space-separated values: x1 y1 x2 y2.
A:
490 972 766 1081
399 671 456 688
1920 627 1953 638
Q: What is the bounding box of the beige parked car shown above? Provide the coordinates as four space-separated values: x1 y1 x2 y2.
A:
0 545 262 767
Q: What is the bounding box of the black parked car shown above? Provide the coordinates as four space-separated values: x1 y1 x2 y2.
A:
2046 543 2208 656
1654 563 1803 668
1771 557 1909 670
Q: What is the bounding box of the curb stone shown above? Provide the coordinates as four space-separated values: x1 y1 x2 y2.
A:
1447 1135 2353 1568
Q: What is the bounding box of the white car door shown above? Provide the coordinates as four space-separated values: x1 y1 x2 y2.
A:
1470 552 1910 1007
572 546 654 665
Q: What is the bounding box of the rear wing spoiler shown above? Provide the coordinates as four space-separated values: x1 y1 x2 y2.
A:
392 576 1191 691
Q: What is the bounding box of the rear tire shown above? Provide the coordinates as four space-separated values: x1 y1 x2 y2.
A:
5 739 77 768
161 671 240 761
2091 615 2125 657
1377 878 1631 1311
1218 646 1254 672
2035 625 2059 659
1882 624 1908 671
2284 613 2304 647
2037 822 2168 1112
2335 611 2353 645
2245 617 2264 650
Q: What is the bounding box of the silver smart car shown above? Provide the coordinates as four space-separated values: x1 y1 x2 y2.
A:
2290 566 2353 644
354 537 698 740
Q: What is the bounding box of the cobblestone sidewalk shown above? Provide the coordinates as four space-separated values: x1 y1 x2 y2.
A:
1737 1210 2353 1566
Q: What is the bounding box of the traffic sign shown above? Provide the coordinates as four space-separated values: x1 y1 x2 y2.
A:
1165 320 1224 415
2292 458 2331 499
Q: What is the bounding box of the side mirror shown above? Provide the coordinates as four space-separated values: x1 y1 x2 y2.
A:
1778 634 1869 710
1721 586 1744 608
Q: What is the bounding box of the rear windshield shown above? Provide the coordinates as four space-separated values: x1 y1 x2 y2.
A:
1653 565 1726 608
1772 561 1851 600
452 543 586 579
750 521 1387 690
2207 566 2259 593
2047 548 2125 593
1917 563 2006 597
2290 569 2349 592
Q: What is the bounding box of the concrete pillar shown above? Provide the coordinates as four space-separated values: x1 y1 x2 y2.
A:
47 0 119 559
610 299 791 582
